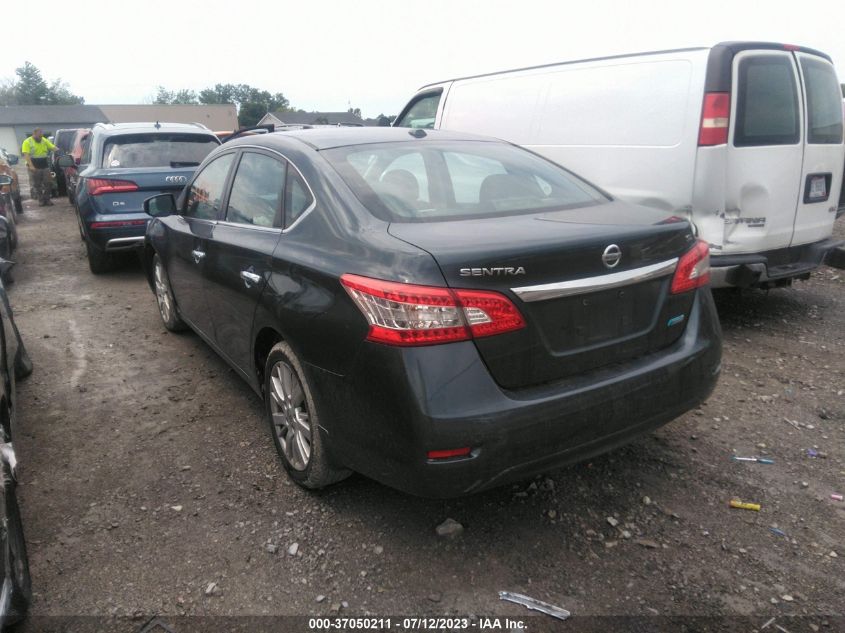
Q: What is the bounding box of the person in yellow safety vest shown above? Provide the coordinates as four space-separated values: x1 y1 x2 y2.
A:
21 128 58 206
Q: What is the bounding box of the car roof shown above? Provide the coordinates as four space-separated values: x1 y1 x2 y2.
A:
226 126 498 151
93 122 217 137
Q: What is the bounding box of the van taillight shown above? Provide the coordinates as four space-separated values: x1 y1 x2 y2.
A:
340 274 525 346
671 240 710 294
87 178 139 196
698 92 730 146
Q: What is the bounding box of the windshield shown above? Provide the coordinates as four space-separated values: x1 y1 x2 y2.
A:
101 134 219 169
324 140 608 223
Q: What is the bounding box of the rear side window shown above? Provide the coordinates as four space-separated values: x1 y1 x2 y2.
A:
284 168 314 228
734 56 800 147
226 152 285 228
801 57 844 144
101 134 219 169
185 153 235 220
395 91 441 129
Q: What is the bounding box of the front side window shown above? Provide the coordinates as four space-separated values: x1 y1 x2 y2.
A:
101 134 219 169
185 153 235 220
734 55 800 147
324 141 608 223
226 152 286 228
395 91 442 129
801 57 844 144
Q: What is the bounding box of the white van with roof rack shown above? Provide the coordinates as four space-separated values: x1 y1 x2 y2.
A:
395 42 845 288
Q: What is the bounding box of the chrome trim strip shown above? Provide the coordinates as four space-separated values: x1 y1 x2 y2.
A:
216 220 282 234
512 258 679 302
105 236 145 251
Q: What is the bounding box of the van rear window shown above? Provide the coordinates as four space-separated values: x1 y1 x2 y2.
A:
801 57 844 144
734 56 800 147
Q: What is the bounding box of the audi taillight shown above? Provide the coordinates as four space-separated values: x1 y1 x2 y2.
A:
671 240 711 294
698 92 730 146
87 178 139 196
340 274 525 346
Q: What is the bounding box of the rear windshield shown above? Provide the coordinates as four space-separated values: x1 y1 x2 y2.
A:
55 130 77 152
324 140 608 223
101 134 219 169
801 57 844 144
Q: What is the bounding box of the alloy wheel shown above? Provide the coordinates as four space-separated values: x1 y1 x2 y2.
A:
269 361 312 471
154 260 173 323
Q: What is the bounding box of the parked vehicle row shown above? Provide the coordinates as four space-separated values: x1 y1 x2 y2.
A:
55 40 844 501
395 41 845 288
0 174 33 628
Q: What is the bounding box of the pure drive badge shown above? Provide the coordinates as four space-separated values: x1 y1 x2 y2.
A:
459 267 526 277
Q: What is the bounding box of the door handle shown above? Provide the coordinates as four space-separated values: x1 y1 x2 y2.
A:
191 249 206 264
240 270 262 288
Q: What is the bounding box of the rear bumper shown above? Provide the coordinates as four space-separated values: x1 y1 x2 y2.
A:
710 237 845 288
84 218 149 252
308 288 722 498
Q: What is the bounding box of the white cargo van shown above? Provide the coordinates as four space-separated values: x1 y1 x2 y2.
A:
396 42 845 288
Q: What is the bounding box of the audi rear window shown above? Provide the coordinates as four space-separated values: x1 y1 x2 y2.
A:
324 140 608 223
101 134 219 169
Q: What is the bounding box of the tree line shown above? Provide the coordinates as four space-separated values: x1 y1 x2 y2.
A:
1 61 396 128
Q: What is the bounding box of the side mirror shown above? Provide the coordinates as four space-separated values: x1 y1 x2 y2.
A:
5 154 18 166
144 193 177 217
0 175 12 187
57 155 75 168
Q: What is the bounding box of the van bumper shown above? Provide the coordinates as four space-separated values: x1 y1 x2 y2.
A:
710 237 845 288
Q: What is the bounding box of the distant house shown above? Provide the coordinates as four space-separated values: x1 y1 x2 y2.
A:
0 104 237 152
258 111 366 127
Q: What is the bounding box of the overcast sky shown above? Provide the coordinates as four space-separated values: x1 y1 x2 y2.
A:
3 0 843 118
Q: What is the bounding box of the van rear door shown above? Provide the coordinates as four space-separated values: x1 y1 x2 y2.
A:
791 53 845 246
724 50 803 254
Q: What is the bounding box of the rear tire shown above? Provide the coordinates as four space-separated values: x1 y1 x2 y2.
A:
153 254 187 332
85 241 112 274
264 342 350 490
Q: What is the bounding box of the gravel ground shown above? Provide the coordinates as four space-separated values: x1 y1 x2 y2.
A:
6 175 845 630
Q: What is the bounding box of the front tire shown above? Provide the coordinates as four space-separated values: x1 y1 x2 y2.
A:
153 254 187 332
13 194 22 215
265 342 350 489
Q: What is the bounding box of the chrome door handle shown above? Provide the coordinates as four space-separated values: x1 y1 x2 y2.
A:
191 249 206 264
240 270 262 288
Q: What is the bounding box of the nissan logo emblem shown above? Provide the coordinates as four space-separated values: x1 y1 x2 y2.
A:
165 176 187 184
602 244 621 269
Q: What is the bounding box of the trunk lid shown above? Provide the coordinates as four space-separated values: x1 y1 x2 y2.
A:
388 201 698 389
89 167 195 215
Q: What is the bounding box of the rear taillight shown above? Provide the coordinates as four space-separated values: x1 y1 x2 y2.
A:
87 178 139 196
698 92 730 146
671 240 710 294
340 274 525 346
